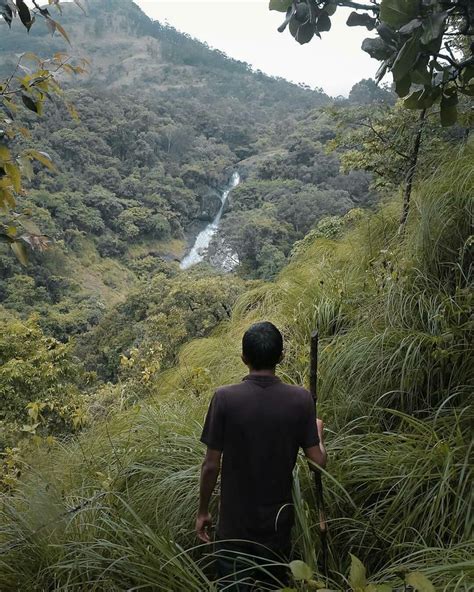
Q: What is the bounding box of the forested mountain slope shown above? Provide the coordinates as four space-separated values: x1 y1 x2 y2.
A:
0 0 327 114
0 0 376 443
0 0 344 326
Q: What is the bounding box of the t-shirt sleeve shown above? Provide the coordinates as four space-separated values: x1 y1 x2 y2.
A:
300 392 320 449
200 391 226 451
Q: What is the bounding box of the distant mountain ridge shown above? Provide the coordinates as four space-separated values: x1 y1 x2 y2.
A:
0 0 329 116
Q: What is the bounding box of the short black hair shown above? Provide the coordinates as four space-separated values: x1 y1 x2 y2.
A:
242 322 283 370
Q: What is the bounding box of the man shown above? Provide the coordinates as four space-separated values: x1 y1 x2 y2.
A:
196 321 327 590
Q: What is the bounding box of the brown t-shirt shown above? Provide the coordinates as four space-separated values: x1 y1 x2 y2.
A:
200 374 319 548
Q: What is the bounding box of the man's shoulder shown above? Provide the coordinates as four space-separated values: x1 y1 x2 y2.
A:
215 381 312 399
281 383 313 402
215 382 245 396
281 382 310 394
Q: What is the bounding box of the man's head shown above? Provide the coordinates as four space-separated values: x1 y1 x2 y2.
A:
242 321 284 371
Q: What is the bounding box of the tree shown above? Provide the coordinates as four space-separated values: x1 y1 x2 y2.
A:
327 99 467 226
1 1 86 263
0 316 88 449
77 270 248 382
270 0 473 126
210 208 294 277
348 78 395 104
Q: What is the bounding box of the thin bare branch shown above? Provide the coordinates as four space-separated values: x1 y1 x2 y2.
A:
337 1 380 12
356 121 410 160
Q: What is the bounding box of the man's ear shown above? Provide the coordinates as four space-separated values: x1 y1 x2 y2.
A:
278 351 285 364
241 354 248 366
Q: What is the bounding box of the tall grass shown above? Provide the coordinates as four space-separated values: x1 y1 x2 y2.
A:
0 147 472 590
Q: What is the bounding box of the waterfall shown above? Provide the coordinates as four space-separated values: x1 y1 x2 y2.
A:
180 171 240 270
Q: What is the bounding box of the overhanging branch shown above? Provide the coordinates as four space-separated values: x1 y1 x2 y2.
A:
336 1 380 12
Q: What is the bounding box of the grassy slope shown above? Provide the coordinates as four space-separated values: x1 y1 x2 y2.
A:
57 235 185 307
0 146 472 590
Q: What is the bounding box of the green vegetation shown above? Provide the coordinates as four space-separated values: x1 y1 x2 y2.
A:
0 1 472 590
0 145 471 590
2 0 361 449
0 0 337 335
77 268 251 383
0 316 88 452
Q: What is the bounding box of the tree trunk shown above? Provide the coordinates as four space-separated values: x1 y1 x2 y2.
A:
399 108 427 231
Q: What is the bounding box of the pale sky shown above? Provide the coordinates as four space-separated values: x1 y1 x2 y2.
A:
135 1 377 97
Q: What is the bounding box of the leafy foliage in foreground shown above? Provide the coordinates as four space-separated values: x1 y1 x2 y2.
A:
0 316 88 453
0 147 471 590
271 0 474 126
0 0 87 262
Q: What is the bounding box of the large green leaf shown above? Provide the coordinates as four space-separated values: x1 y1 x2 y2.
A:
380 0 418 28
289 560 313 581
377 23 397 44
420 12 447 45
404 88 439 109
349 554 367 591
410 58 431 86
289 19 316 44
22 94 40 114
347 11 376 30
16 0 34 30
403 90 423 109
440 88 458 127
405 572 435 592
395 74 411 97
294 2 310 23
324 0 337 16
317 12 331 32
391 34 420 82
362 37 394 61
269 0 292 12
399 18 422 35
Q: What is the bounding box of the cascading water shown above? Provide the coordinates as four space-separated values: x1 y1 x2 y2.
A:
180 171 240 270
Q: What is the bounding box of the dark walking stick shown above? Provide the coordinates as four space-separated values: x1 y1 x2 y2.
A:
310 330 328 577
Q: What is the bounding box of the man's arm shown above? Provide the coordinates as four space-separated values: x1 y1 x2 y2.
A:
304 418 327 470
196 447 222 542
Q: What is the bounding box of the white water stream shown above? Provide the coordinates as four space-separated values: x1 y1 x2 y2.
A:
180 171 240 270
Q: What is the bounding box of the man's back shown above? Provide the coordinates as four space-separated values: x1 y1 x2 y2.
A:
201 374 318 547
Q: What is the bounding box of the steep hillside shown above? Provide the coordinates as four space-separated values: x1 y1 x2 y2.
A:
0 0 328 116
0 0 358 343
0 146 471 590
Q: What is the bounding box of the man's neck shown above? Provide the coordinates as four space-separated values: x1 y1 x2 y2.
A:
247 368 276 377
